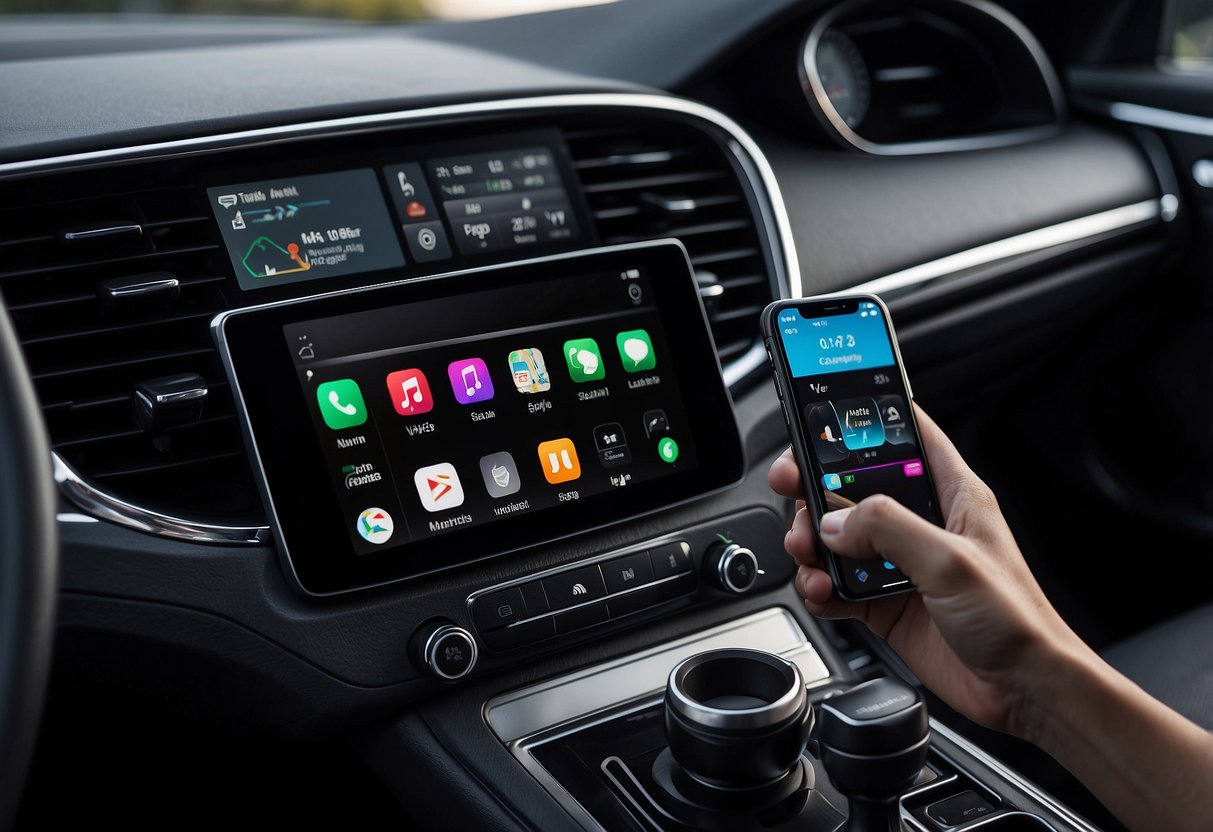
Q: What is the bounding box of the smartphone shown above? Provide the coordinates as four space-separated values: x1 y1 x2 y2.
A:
762 294 943 601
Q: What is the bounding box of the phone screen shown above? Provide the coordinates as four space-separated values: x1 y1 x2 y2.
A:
774 298 941 597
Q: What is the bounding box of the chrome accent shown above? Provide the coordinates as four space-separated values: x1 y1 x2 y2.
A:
486 608 830 744
930 720 1102 832
1107 101 1213 138
10 92 799 544
667 648 805 730
56 512 99 524
102 275 180 298
713 543 758 593
62 223 142 241
721 340 770 388
53 453 269 544
800 0 1065 156
847 198 1162 297
1194 159 1213 188
422 625 478 682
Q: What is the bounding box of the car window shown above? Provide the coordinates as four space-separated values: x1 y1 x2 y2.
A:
1172 0 1213 64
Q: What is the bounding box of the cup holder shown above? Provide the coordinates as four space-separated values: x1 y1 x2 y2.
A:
664 648 812 789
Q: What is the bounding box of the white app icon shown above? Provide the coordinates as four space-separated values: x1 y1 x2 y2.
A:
413 462 466 513
356 507 394 545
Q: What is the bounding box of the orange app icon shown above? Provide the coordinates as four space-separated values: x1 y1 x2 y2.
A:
538 438 581 484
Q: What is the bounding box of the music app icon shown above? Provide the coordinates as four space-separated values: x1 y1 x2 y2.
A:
386 368 434 416
447 357 494 405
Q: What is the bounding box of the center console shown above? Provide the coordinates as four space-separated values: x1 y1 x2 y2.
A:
485 608 1097 832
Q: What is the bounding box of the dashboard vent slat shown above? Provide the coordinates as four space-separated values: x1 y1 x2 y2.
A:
0 187 259 523
567 120 777 382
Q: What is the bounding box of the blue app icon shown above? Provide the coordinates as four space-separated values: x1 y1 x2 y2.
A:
883 561 896 570
855 569 869 583
822 473 842 491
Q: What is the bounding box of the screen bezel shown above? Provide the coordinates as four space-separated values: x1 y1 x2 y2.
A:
764 293 942 602
215 241 744 596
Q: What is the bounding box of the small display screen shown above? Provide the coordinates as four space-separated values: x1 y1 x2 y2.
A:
216 243 742 595
776 299 941 597
209 134 588 293
208 169 406 291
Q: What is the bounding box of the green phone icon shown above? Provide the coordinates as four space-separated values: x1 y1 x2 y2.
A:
317 379 367 430
616 329 656 372
563 338 605 383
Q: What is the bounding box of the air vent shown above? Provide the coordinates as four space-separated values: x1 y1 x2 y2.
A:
0 187 260 523
566 122 777 374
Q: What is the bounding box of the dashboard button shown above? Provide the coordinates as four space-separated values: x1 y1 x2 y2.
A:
542 564 607 610
659 572 698 601
482 617 555 652
602 551 654 594
471 586 526 632
554 601 610 634
519 580 550 615
607 586 661 619
404 220 453 263
651 541 692 579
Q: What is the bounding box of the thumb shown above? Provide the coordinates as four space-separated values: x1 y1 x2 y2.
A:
820 495 977 595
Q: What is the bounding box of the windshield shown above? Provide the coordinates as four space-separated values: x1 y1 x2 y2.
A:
0 0 618 21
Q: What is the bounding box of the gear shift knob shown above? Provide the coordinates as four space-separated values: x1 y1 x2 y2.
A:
818 677 930 832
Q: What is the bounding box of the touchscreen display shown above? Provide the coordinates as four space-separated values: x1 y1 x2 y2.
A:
777 300 941 595
216 242 742 595
288 267 694 557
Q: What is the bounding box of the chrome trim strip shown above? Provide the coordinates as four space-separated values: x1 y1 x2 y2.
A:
1108 101 1213 138
930 720 1102 832
53 453 269 544
485 608 830 743
800 0 1065 156
847 198 1162 297
15 92 800 544
721 339 770 387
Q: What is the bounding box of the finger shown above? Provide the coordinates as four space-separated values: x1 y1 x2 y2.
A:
784 506 819 566
912 405 989 521
795 565 868 621
768 448 804 501
819 496 978 593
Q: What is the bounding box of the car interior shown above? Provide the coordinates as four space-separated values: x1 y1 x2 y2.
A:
1 0 1211 829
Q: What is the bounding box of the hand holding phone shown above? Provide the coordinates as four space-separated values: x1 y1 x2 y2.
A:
762 294 943 601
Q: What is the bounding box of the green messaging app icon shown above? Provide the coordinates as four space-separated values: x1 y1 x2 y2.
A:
317 379 367 430
616 329 656 372
563 338 605 382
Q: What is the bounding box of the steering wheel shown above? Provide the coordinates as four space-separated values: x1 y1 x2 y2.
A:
0 296 57 827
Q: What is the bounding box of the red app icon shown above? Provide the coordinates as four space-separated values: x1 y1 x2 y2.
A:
386 369 433 416
405 200 428 219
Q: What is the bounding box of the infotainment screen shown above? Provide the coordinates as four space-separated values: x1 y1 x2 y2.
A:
214 242 744 595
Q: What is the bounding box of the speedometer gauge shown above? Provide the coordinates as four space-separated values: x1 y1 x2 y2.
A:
811 28 870 129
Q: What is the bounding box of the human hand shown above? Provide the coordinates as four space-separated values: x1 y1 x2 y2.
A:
769 406 1082 736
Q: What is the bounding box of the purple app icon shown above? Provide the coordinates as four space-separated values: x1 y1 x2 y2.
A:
447 357 494 405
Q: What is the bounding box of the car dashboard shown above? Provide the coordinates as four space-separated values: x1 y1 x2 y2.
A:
0 0 1196 829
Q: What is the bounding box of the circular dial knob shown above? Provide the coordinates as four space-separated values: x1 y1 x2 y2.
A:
703 540 759 594
411 622 478 682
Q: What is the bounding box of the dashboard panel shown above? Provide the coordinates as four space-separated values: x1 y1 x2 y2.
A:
0 4 1191 831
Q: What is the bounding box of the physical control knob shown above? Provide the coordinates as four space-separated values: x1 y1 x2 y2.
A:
818 677 930 832
410 621 478 682
703 539 759 594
